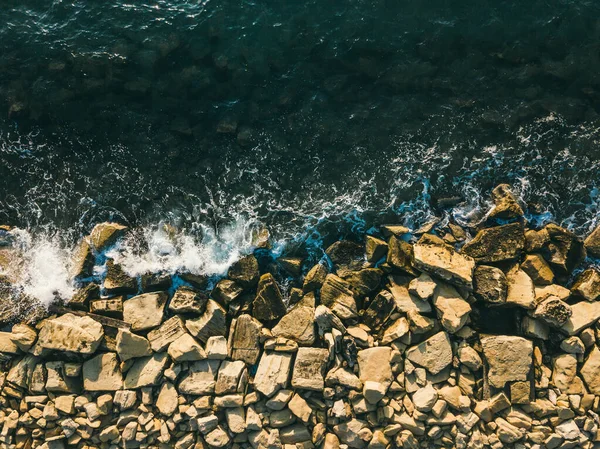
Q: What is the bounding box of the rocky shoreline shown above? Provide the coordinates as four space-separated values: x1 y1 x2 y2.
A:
1 185 600 449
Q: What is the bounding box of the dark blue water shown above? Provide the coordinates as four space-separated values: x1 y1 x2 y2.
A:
1 0 600 248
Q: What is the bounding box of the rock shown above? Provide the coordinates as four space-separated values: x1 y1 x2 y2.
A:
413 234 475 289
82 353 123 391
89 297 123 318
381 225 410 238
215 360 246 395
315 305 347 335
0 332 20 353
205 426 230 448
228 255 260 288
103 260 137 294
473 266 507 305
288 393 312 422
412 384 438 412
177 359 220 395
535 283 570 302
140 272 172 292
8 323 37 352
552 354 586 394
325 240 365 275
481 336 533 388
407 310 435 334
292 347 329 391
458 345 483 371
169 286 208 314
303 263 328 293
408 273 437 300
489 184 523 219
206 335 228 359
388 277 432 313
542 224 586 277
254 351 293 397
560 336 585 354
571 268 600 301
68 283 100 310
584 224 600 258
342 268 383 297
462 223 525 263
37 314 103 354
168 333 206 361
272 293 315 345
362 290 396 331
211 279 243 306
122 292 167 332
521 254 554 286
116 329 152 361
320 274 358 320
386 236 417 275
406 331 453 375
70 238 94 279
89 222 127 252
495 417 524 444
147 316 188 352
185 299 227 343
279 257 303 276
555 419 582 441
228 314 262 365
380 317 409 344
252 273 287 321
533 296 572 327
363 381 387 404
505 268 536 309
365 235 388 263
123 353 169 389
580 346 600 394
561 300 600 335
432 283 471 333
357 347 392 388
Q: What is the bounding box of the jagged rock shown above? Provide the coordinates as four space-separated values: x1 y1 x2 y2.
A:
325 366 362 390
365 235 388 263
215 360 246 395
279 257 303 276
333 419 369 449
481 336 533 388
37 314 103 354
0 332 19 353
116 329 152 361
560 336 585 354
70 238 94 279
272 293 315 345
140 272 172 292
320 274 358 320
408 273 437 300
505 268 536 309
535 283 570 302
325 240 365 275
388 277 432 313
357 346 392 388
147 316 187 352
68 283 100 310
381 225 410 237
362 290 395 331
168 333 206 361
571 268 600 302
462 222 525 263
386 236 417 275
412 384 438 412
489 184 523 219
9 323 37 352
122 292 167 331
89 222 127 252
458 345 483 371
123 353 169 389
473 265 507 304
211 279 243 306
561 300 600 335
254 351 293 397
533 296 572 327
552 354 586 394
381 317 409 344
303 263 328 293
406 310 435 334
186 299 227 343
581 346 600 394
156 382 178 416
103 260 137 294
178 359 220 395
292 347 329 391
82 353 123 391
342 268 383 297
228 314 262 365
169 286 208 314
495 417 524 444
252 273 287 321
288 393 312 422
363 381 387 404
542 224 586 277
585 224 600 258
206 335 228 359
406 331 452 375
264 336 298 352
314 305 346 335
432 284 471 333
521 254 554 286
413 234 475 289
45 361 79 393
228 255 260 288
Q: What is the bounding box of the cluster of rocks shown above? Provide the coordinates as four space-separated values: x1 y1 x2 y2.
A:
1 185 600 449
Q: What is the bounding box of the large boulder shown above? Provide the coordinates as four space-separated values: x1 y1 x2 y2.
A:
505 269 536 309
123 292 167 332
489 184 523 219
272 293 315 345
386 236 417 275
413 234 475 289
584 224 600 258
462 223 525 263
481 336 532 388
405 332 453 375
37 314 104 354
252 273 287 322
227 255 260 288
320 274 358 320
186 299 227 344
325 240 365 276
228 314 262 365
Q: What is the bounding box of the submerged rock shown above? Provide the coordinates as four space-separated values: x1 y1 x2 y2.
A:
89 222 128 252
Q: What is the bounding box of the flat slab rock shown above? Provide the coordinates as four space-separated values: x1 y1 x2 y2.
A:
481 335 533 388
405 331 453 375
254 351 293 397
37 313 104 354
357 347 393 388
291 347 329 391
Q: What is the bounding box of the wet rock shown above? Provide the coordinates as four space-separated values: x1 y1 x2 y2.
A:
272 293 315 345
505 268 536 309
140 272 172 292
254 351 293 397
186 299 227 343
325 240 365 275
584 224 600 258
406 331 453 375
212 279 244 306
320 274 358 320
481 336 532 388
542 224 586 277
413 234 475 289
68 283 100 310
432 283 471 334
252 273 287 321
302 263 328 293
580 346 600 394
37 314 103 354
291 347 329 391
82 353 123 391
279 257 303 276
169 286 208 314
489 184 524 219
228 314 262 365
124 353 169 389
386 236 417 275
533 295 572 327
116 329 152 361
89 222 127 252
123 292 167 331
473 265 507 305
228 255 260 288
571 268 600 301
70 238 94 279
462 222 525 263
103 259 137 294
365 235 388 263
521 254 554 286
